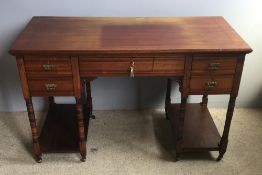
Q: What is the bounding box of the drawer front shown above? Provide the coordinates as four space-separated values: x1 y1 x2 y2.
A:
79 58 131 76
79 56 185 76
24 56 72 78
189 76 234 94
192 57 237 75
153 58 185 75
27 78 74 96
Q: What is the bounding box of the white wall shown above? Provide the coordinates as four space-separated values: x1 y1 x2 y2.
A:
0 0 261 111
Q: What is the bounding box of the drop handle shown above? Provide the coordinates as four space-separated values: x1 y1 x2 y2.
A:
45 83 57 91
206 81 218 88
208 63 220 70
130 61 135 78
42 64 55 71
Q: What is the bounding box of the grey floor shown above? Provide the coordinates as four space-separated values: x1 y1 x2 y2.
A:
0 108 261 175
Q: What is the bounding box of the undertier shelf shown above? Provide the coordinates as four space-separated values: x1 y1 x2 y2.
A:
39 104 89 153
168 103 221 151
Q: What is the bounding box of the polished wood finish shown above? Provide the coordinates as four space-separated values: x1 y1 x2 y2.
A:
189 75 234 94
192 57 237 75
10 17 252 162
10 17 252 55
169 104 221 150
27 78 74 96
79 57 185 77
39 104 89 153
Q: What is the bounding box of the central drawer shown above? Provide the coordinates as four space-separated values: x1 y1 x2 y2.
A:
79 56 185 76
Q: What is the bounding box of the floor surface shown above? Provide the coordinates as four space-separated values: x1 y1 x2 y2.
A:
0 108 261 175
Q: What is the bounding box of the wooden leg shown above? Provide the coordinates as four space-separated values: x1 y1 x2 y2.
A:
25 98 42 163
217 96 236 161
76 98 87 162
48 96 55 106
176 95 188 161
165 78 171 120
200 94 208 106
85 80 95 119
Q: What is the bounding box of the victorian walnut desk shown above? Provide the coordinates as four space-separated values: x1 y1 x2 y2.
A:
9 17 252 163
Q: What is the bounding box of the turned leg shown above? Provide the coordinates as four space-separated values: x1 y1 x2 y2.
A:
85 80 95 119
165 78 171 120
25 98 42 163
175 95 188 161
76 98 87 162
217 96 236 161
200 94 208 106
48 96 55 107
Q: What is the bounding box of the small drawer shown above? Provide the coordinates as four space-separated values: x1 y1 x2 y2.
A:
192 57 237 75
189 76 234 94
27 78 74 96
24 56 72 78
153 57 185 75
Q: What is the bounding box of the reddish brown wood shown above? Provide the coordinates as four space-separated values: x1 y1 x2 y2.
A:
39 104 89 153
169 104 221 151
27 78 74 96
25 98 42 163
16 57 30 98
71 57 87 161
75 99 87 162
9 17 252 55
85 80 95 119
189 76 234 94
165 78 171 120
192 57 237 75
10 17 252 162
200 95 208 106
217 96 236 161
48 96 55 107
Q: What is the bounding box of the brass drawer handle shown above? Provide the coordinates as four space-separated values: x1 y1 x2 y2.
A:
42 64 55 71
206 81 218 88
45 83 57 91
130 61 135 78
208 63 220 70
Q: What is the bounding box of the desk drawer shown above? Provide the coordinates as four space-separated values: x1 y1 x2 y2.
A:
189 76 234 94
79 56 185 76
27 78 74 96
24 56 72 78
153 58 185 75
192 57 237 75
79 58 154 76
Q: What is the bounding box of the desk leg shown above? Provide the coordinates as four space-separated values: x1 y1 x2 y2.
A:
48 96 55 107
176 95 188 160
165 78 171 120
76 98 87 162
200 95 208 106
25 98 42 163
85 80 95 119
217 96 236 161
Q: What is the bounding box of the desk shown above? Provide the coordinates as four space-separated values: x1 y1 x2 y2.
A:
10 17 252 162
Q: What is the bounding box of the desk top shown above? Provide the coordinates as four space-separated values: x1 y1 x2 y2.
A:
10 16 252 55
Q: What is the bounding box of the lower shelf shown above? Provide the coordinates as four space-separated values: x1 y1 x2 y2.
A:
39 104 89 153
168 103 221 151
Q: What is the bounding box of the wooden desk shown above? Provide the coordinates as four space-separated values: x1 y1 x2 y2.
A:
10 17 252 162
